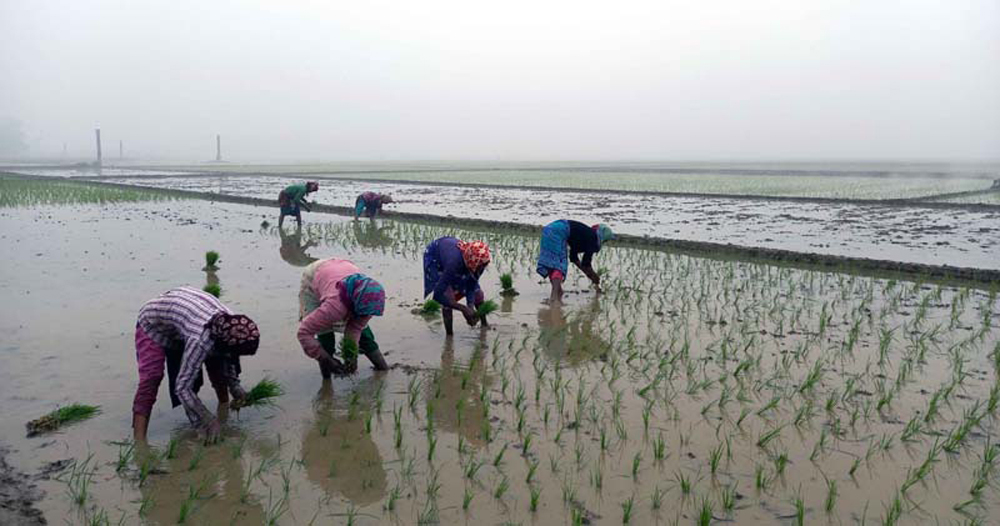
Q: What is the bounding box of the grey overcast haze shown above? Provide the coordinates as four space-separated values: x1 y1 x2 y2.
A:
1 0 998 161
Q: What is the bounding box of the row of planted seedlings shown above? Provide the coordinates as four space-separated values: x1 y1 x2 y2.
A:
59 215 999 525
272 216 1000 524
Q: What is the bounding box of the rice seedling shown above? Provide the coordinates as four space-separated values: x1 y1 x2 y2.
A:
720 484 737 513
756 424 784 450
676 471 692 495
462 487 474 510
232 377 284 409
385 485 401 511
622 495 635 523
709 443 723 474
530 486 541 512
202 283 221 297
203 250 220 271
500 273 519 296
651 486 664 510
697 497 713 526
793 495 805 526
26 403 101 436
493 476 509 499
825 479 838 513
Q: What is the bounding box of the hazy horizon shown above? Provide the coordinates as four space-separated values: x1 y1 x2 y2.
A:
2 1 998 162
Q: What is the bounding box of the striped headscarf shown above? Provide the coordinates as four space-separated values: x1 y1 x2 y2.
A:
592 224 615 245
210 314 261 355
339 273 386 316
456 240 491 273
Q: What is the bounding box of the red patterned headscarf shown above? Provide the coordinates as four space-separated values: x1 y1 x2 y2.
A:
456 240 491 273
210 314 261 355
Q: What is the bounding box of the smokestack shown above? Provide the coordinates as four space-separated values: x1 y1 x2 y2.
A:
216 134 222 161
119 140 123 160
95 128 102 165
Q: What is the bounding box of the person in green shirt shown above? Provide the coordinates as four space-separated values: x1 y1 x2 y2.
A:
277 181 319 228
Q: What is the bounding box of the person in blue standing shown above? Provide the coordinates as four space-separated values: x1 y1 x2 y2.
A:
423 237 491 335
354 192 394 220
536 221 614 303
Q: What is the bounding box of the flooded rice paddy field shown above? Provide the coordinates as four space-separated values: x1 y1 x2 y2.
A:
112 174 1000 270
1 186 999 525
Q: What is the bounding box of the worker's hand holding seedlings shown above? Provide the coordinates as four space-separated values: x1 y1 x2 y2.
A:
536 220 614 302
422 237 491 336
131 287 261 444
297 258 390 378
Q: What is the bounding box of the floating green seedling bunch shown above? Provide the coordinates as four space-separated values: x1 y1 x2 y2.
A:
26 403 101 436
203 250 220 271
202 283 221 298
232 378 284 410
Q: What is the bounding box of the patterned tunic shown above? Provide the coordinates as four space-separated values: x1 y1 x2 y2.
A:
136 287 240 425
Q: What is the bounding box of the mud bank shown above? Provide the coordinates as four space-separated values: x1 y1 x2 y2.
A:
63 177 1000 285
0 447 45 526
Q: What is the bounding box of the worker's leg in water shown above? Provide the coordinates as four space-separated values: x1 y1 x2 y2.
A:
442 306 454 335
133 327 166 442
360 326 389 370
549 270 565 303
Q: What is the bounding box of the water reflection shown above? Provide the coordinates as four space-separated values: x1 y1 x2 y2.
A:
136 435 264 525
425 337 492 450
300 378 387 506
537 296 609 365
351 220 394 249
279 227 319 267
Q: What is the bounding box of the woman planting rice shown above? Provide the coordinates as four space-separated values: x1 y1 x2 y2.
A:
132 287 260 443
536 220 614 303
298 258 390 378
277 181 319 228
423 237 491 335
353 191 394 220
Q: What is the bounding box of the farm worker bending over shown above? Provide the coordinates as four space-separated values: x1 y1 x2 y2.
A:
537 220 615 303
278 181 319 228
423 237 491 335
298 258 390 378
133 287 260 443
354 191 394 220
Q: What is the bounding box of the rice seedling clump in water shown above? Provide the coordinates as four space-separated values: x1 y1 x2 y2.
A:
499 273 518 296
26 404 101 436
203 283 221 298
203 250 220 271
233 378 284 410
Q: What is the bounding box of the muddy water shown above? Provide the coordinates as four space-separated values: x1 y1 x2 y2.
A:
109 174 1000 271
1 199 998 525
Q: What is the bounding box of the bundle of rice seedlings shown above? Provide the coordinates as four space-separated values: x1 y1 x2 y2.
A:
411 299 442 316
340 337 360 363
499 273 519 297
203 250 220 271
232 378 284 410
476 300 499 319
26 404 101 437
203 283 221 298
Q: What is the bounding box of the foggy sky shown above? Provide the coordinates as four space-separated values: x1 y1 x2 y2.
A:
1 1 998 162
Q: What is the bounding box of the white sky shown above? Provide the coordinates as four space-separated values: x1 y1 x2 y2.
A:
1 0 998 161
